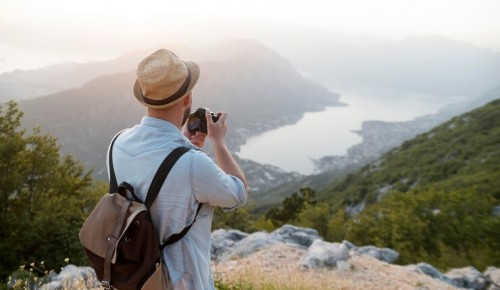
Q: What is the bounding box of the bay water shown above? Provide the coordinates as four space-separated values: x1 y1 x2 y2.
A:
237 83 463 174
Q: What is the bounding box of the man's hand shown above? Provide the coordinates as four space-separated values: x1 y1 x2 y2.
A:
206 111 227 143
205 111 248 193
183 126 208 148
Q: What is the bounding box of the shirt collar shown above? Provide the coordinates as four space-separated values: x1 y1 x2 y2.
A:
140 116 180 132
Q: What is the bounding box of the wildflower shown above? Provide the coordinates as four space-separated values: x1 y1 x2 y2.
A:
41 261 45 265
13 280 24 288
64 258 70 264
20 265 25 270
30 262 35 267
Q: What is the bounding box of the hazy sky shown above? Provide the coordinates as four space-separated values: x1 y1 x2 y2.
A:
1 0 499 72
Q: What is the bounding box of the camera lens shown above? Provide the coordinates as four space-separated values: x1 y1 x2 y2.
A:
187 116 201 132
187 107 216 133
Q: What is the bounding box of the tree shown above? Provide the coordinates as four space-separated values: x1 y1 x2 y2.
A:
344 188 500 269
297 201 330 238
0 101 102 279
0 101 27 280
266 187 316 227
212 205 253 232
326 208 348 242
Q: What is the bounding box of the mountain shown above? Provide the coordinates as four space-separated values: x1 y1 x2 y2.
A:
0 44 202 102
291 36 500 97
17 40 342 185
0 51 142 102
318 98 500 214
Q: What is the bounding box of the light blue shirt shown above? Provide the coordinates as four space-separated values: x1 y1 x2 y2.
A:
107 116 247 289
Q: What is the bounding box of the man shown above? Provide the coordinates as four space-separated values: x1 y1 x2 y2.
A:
108 49 248 289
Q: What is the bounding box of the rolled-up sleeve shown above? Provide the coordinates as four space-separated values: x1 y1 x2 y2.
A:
190 150 247 211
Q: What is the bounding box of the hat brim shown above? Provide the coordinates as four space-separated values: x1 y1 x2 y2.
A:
133 61 200 109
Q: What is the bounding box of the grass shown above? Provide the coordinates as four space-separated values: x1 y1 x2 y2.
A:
212 261 357 290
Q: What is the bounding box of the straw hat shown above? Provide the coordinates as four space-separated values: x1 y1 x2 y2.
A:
133 49 200 109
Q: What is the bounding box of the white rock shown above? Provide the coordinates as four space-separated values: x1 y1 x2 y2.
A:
299 239 350 269
355 245 399 263
270 224 321 248
218 231 279 261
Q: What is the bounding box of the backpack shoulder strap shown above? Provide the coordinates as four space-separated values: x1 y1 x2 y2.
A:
108 131 125 193
144 146 191 208
145 147 204 247
161 202 203 248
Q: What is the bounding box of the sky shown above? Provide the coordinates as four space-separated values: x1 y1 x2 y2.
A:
1 0 500 73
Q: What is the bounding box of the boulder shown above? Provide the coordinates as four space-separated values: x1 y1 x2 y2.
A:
484 266 500 290
41 265 99 290
341 240 357 251
336 260 353 271
218 231 280 261
409 263 456 287
270 224 321 248
354 245 399 264
210 228 249 261
446 266 489 290
211 225 322 262
299 239 350 269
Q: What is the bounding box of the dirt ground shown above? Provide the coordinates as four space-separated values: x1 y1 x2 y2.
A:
212 243 458 290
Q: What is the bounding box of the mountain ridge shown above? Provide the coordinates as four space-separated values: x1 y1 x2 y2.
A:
291 35 500 97
16 40 341 187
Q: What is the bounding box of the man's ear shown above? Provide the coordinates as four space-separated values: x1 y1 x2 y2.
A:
183 93 192 106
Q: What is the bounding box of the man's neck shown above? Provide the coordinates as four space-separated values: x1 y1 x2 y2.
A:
146 107 182 129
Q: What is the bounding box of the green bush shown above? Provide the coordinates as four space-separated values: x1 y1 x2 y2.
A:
0 101 103 280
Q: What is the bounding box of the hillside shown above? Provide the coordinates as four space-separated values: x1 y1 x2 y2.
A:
252 99 500 270
16 40 341 182
22 225 500 290
320 98 500 212
250 87 500 213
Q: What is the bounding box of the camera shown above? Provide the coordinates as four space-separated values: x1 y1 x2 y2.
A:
187 107 220 133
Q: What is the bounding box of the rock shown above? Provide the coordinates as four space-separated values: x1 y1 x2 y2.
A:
409 263 456 287
210 228 249 261
484 266 500 290
299 239 350 269
270 224 321 248
41 265 99 290
218 231 280 261
341 240 357 251
211 225 323 262
446 266 489 290
354 245 399 263
336 260 353 271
